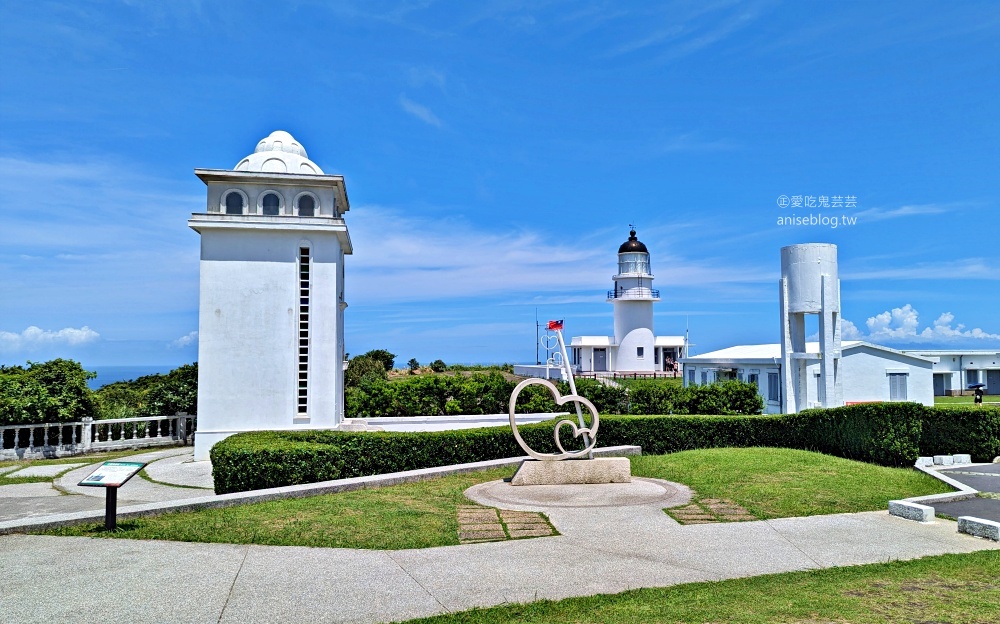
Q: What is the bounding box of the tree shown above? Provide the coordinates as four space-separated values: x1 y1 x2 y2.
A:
362 349 396 373
429 359 447 373
0 359 98 425
345 356 387 387
144 363 198 415
407 358 420 374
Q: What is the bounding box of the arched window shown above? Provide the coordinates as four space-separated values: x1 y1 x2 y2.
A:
225 191 245 215
262 193 280 216
297 195 315 217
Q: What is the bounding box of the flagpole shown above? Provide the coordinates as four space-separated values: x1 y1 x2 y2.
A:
535 308 540 365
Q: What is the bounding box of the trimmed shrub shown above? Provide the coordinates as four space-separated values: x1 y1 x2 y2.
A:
211 402 929 493
211 434 345 494
921 405 1000 462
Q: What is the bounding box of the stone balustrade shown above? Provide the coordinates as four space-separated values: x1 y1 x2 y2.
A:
0 414 196 460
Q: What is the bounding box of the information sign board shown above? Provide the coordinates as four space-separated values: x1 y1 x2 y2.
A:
79 461 146 488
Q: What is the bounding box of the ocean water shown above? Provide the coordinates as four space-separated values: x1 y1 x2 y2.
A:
88 366 177 389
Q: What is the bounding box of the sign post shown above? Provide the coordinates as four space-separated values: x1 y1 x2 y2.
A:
78 461 146 530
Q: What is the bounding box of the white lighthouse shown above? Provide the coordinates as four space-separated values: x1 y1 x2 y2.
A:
190 130 352 460
560 229 685 376
609 229 659 372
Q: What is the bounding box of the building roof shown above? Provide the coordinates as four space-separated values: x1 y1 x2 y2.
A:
233 130 324 175
570 336 616 347
654 336 686 347
681 341 936 364
618 229 649 254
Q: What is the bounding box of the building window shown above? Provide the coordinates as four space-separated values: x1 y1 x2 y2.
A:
637 346 644 358
262 192 281 216
687 368 696 386
767 372 780 403
701 370 710 385
748 373 759 388
225 191 245 215
298 194 315 217
889 373 908 401
297 247 311 417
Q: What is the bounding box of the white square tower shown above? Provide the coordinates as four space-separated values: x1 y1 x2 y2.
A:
190 131 352 460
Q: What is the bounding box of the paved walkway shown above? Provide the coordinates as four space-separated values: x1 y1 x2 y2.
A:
1 451 999 623
933 463 1000 522
0 447 213 523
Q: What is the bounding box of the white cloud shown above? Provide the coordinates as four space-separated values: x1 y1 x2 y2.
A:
169 331 198 348
347 207 769 305
399 95 443 127
841 318 864 340
0 326 100 352
853 203 958 222
407 66 446 90
841 305 1000 344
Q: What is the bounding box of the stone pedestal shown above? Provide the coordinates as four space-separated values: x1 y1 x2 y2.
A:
510 458 631 485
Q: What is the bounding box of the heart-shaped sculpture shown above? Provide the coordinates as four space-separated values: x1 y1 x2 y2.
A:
508 378 599 461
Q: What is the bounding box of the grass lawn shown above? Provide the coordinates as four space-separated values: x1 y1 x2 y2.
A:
38 448 951 548
40 467 516 549
401 550 1000 624
631 447 951 519
935 394 999 405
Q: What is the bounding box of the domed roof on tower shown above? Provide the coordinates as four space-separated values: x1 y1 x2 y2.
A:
618 228 649 254
233 130 324 175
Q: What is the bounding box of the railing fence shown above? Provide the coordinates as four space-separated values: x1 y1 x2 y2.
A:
0 413 196 460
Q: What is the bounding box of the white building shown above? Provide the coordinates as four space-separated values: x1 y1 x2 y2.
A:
681 341 935 414
190 130 352 460
900 350 1000 396
569 229 685 375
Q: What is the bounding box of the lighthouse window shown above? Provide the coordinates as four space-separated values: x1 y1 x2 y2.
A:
637 347 644 359
298 195 315 217
297 246 311 417
262 193 280 216
225 191 245 215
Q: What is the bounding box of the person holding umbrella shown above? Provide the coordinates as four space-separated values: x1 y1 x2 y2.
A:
970 383 986 406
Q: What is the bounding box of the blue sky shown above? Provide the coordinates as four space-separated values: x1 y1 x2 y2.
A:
1 1 998 369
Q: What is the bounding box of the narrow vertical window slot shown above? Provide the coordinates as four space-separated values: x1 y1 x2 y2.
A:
297 247 311 417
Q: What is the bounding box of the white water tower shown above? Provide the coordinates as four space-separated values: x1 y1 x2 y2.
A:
779 243 843 413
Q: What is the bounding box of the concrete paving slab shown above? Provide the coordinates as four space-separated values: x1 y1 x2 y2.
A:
0 466 19 475
55 448 208 502
0 534 245 624
144 451 214 489
0 482 62 499
220 545 445 624
0 492 105 523
389 537 717 612
6 462 85 477
765 512 1000 567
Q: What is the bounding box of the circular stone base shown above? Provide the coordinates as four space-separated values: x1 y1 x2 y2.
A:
465 477 692 511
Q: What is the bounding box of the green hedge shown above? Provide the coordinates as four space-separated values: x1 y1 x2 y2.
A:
213 402 997 493
346 373 763 418
211 403 1000 494
921 405 1000 462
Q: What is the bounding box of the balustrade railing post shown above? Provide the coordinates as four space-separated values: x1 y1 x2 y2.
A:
82 417 93 452
176 412 188 445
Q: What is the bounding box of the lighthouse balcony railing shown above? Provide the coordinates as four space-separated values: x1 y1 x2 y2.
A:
607 288 660 300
